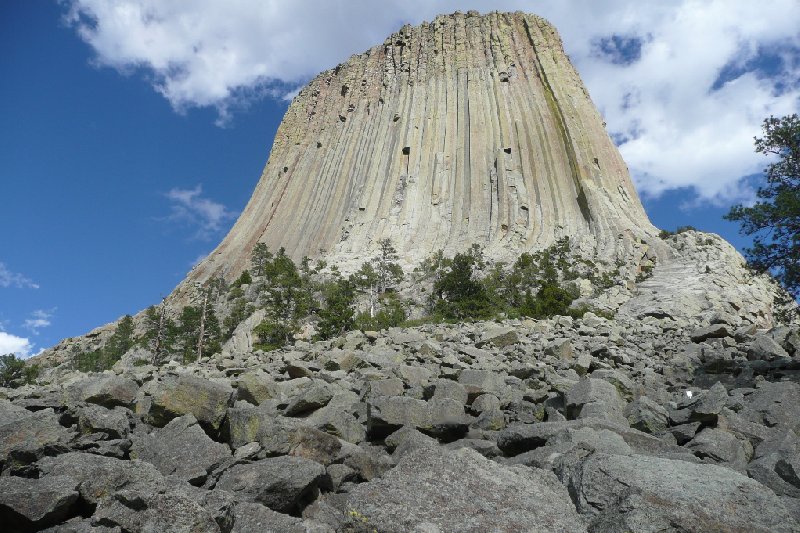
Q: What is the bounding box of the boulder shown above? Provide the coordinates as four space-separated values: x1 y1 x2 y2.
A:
685 427 751 471
624 396 668 434
37 452 165 505
0 408 74 467
690 324 731 343
76 404 131 439
284 381 334 416
130 414 231 485
561 452 797 532
564 377 626 421
74 376 139 408
325 447 585 532
235 371 279 405
216 456 328 514
457 369 506 402
147 374 234 432
0 475 79 530
91 488 221 532
230 502 304 533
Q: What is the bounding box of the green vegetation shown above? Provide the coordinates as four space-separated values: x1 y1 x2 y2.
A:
659 225 698 239
0 353 39 388
75 236 619 371
726 114 799 306
75 314 136 372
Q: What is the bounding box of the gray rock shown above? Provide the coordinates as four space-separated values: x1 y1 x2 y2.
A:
284 381 334 416
470 393 500 413
384 426 438 457
564 377 626 421
0 399 33 425
690 324 731 343
235 371 279 405
230 502 304 533
287 426 342 466
327 447 585 532
91 488 221 533
0 408 74 466
481 327 519 348
457 369 506 402
216 456 328 514
130 414 231 484
686 427 751 471
148 374 234 433
689 381 728 423
739 380 800 434
562 452 797 532
748 334 791 361
366 396 430 438
624 396 668 434
225 406 301 452
37 452 166 505
428 379 468 405
545 338 574 359
75 376 139 408
0 475 79 530
76 405 131 439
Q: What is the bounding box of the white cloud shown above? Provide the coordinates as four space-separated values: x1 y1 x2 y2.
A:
164 184 236 239
23 309 54 335
0 262 39 289
65 0 800 202
0 331 34 358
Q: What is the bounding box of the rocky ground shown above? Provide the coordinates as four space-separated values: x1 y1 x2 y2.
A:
2 309 799 532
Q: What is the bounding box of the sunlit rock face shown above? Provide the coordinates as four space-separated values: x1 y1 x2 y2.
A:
186 10 658 286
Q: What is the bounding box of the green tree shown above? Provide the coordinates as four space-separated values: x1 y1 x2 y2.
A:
316 277 356 340
432 252 495 320
726 114 800 301
376 239 404 294
106 315 135 358
0 354 38 388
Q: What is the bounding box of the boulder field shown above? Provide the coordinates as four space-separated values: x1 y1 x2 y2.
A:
2 314 799 531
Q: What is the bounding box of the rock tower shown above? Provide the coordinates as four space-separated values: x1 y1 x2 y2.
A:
187 11 658 287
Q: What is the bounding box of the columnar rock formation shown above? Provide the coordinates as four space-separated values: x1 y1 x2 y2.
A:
188 10 658 286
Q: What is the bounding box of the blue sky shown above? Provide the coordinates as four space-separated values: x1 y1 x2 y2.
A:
1 1 798 356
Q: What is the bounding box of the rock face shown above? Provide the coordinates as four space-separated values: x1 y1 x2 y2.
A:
185 10 657 289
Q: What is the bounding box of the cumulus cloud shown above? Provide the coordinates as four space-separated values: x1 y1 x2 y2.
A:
163 185 236 239
0 331 34 358
23 309 54 335
64 0 800 201
0 262 39 289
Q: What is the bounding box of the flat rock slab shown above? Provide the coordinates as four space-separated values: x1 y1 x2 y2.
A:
37 452 166 506
0 408 75 464
147 374 234 432
74 376 139 408
334 447 585 532
130 414 231 484
0 475 79 530
565 453 798 532
216 455 328 514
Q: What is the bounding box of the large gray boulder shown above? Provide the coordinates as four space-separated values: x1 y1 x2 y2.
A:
564 377 627 421
76 404 131 439
0 475 79 530
0 408 74 466
37 452 166 505
130 414 231 485
73 376 139 408
230 502 304 533
215 456 328 514
147 374 234 433
91 488 221 533
324 447 585 532
561 452 798 532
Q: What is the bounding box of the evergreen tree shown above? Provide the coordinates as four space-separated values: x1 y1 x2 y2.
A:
726 114 800 302
432 252 494 320
316 277 356 340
